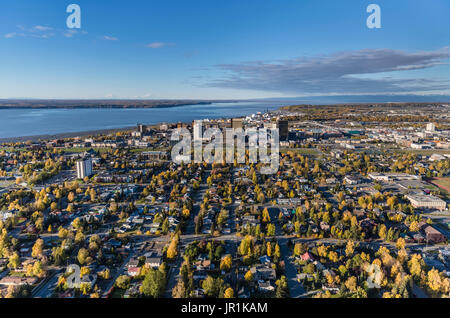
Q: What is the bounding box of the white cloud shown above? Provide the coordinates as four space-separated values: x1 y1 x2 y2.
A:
102 36 119 41
5 25 86 40
146 42 175 49
63 30 77 38
134 93 153 99
34 25 53 31
5 25 55 39
207 48 450 95
4 32 24 39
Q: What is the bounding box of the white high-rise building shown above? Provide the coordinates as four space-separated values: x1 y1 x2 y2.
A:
76 158 93 179
426 123 436 132
193 120 203 141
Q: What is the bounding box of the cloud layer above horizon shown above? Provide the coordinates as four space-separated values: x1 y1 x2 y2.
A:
206 48 450 95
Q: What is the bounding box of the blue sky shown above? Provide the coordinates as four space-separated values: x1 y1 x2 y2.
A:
0 0 449 99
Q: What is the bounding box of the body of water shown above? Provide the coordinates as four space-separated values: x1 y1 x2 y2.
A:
0 101 284 138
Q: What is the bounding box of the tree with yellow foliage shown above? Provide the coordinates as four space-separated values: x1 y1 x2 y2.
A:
224 287 234 298
50 202 58 211
8 252 20 269
378 224 387 240
397 248 408 264
72 218 83 231
267 242 272 257
345 276 357 292
407 254 424 278
67 203 74 213
317 245 328 258
80 266 90 278
244 270 253 282
396 238 406 250
293 243 306 257
220 254 232 272
32 238 44 258
274 244 281 259
426 269 449 294
182 208 190 218
325 273 335 286
262 208 271 223
328 251 339 263
89 188 96 202
409 221 420 232
80 282 91 295
345 240 355 257
166 234 179 260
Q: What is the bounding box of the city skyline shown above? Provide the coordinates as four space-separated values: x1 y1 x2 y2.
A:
1 0 450 100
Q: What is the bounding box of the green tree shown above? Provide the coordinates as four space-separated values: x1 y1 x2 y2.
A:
115 275 131 289
201 276 223 297
140 268 166 298
8 252 20 269
77 248 90 265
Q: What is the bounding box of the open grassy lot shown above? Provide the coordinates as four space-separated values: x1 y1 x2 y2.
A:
280 148 320 156
61 147 112 154
393 149 450 155
0 147 27 152
431 177 450 192
129 147 168 153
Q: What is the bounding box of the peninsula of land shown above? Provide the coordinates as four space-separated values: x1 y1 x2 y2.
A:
0 99 237 109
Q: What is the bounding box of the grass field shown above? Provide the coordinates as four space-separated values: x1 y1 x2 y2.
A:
393 149 450 155
280 148 320 156
431 177 450 192
61 147 112 154
129 147 168 153
0 147 27 152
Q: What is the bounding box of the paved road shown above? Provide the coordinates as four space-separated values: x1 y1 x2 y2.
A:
163 169 210 297
32 269 61 298
268 207 306 298
412 283 429 298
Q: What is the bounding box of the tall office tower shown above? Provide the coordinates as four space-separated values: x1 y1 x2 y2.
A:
231 118 244 130
277 120 289 141
426 123 436 132
177 122 187 129
193 120 203 141
137 123 146 133
76 157 93 179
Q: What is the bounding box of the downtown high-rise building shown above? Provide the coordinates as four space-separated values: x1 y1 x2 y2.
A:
277 120 289 141
426 123 436 132
231 118 244 130
193 120 204 141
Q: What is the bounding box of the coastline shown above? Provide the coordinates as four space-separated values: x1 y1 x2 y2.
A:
0 101 282 143
0 126 137 143
0 99 238 109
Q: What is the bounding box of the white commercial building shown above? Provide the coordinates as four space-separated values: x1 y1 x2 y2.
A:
406 194 446 211
368 172 421 182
